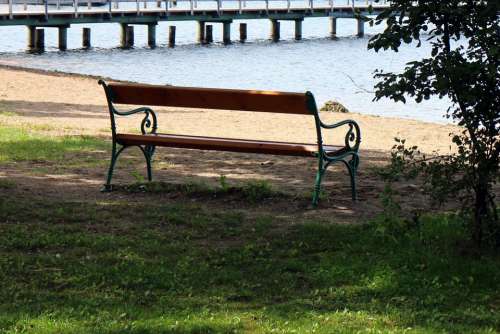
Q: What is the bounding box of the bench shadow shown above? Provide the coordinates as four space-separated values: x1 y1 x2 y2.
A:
1 136 434 222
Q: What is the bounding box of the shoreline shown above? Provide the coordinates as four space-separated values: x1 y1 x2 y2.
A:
0 63 454 127
0 62 136 84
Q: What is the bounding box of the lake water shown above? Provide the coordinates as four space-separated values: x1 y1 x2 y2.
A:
0 7 452 124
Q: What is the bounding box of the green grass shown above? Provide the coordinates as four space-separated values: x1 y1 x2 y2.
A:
0 124 499 333
241 180 276 203
0 125 108 164
0 178 16 189
0 196 499 334
0 111 18 117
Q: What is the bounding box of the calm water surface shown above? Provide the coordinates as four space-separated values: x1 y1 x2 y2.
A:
0 14 451 124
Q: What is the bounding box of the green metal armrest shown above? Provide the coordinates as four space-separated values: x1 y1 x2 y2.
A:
99 80 158 136
309 95 361 204
99 80 157 191
319 118 361 154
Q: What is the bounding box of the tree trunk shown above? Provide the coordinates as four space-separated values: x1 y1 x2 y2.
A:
473 184 487 248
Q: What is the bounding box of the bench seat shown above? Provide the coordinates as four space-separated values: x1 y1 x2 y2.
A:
116 133 346 157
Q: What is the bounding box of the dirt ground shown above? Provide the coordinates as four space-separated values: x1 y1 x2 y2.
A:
0 65 462 223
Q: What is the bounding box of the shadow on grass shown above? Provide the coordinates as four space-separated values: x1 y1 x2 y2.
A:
0 123 467 230
119 179 289 205
0 196 499 333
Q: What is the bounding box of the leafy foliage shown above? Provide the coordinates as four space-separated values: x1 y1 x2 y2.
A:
367 0 500 249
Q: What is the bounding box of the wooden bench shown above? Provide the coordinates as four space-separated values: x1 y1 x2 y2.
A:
99 80 361 206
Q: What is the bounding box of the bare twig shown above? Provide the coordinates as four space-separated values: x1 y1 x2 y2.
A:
341 71 376 94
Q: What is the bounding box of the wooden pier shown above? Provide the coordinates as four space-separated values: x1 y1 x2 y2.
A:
0 0 389 51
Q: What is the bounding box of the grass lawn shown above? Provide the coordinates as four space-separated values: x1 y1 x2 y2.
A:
0 125 499 333
0 125 107 164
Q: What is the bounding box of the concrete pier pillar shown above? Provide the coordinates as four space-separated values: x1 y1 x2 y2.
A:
34 28 45 52
58 26 68 51
27 26 36 50
147 23 157 48
168 26 176 47
329 17 337 39
294 19 303 40
82 27 91 49
222 21 231 45
120 24 135 48
357 18 364 37
197 21 205 43
239 23 247 43
205 25 213 44
126 26 134 48
270 19 280 42
120 23 128 47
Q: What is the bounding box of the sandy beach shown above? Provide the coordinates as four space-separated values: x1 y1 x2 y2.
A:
0 66 458 153
0 65 462 220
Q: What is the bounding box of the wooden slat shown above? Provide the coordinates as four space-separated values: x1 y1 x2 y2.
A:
108 83 312 115
116 133 342 157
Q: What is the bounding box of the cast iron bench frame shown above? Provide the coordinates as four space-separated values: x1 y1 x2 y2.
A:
99 80 361 206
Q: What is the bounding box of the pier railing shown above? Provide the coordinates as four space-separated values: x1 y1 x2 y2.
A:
1 0 388 19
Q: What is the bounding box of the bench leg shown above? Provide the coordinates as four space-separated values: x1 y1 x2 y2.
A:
139 145 156 182
102 144 127 192
313 153 359 206
341 154 359 201
312 159 325 208
348 154 359 201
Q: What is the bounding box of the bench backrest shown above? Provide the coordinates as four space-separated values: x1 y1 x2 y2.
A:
103 82 316 115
